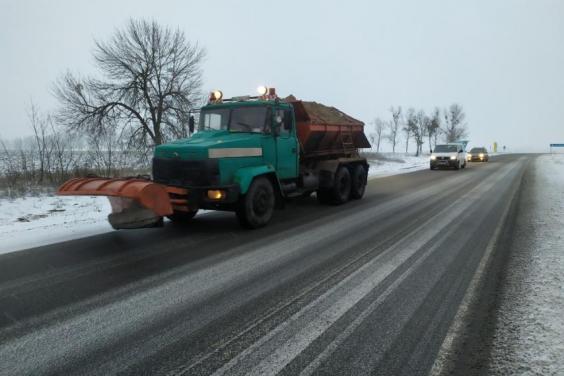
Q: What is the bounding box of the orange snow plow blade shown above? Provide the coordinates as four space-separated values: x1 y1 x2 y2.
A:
57 178 188 229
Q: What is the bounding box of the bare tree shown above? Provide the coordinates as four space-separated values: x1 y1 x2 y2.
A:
387 106 402 153
404 108 417 154
370 117 385 152
55 19 205 148
0 137 18 194
426 107 441 152
28 102 51 183
49 122 83 183
405 108 423 156
402 125 410 153
442 103 468 142
413 110 427 156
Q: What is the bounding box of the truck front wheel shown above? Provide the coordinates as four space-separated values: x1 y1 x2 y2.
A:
236 177 275 229
350 164 367 199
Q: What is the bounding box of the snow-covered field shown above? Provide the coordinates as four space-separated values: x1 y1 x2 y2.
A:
488 154 564 374
0 196 113 255
0 153 428 255
366 152 430 178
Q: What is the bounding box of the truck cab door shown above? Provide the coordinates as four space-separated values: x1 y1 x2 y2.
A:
274 109 299 179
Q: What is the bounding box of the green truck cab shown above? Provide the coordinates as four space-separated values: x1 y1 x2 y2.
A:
152 90 370 228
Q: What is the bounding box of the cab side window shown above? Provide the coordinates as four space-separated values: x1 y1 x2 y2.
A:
276 109 293 136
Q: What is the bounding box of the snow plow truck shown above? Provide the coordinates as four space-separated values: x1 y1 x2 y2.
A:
57 88 371 229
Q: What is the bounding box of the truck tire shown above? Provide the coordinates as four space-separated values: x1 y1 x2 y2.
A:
167 209 198 223
350 164 367 199
331 166 351 204
236 177 275 229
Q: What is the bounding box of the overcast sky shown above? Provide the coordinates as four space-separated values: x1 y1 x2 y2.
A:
1 0 563 152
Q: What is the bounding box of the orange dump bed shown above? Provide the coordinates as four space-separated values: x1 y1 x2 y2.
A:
286 98 371 158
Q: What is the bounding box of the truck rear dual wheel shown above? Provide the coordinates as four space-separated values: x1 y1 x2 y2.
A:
350 164 367 199
332 166 352 204
317 166 354 205
236 177 275 229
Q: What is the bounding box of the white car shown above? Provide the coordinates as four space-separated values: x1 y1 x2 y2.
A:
430 143 467 170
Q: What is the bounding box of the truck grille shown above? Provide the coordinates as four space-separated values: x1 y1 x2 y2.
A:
152 158 220 187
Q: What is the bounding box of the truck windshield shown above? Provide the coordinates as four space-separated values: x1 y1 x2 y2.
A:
434 145 459 152
200 108 229 130
199 106 269 133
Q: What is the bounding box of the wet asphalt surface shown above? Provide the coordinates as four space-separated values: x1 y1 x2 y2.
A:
0 154 533 375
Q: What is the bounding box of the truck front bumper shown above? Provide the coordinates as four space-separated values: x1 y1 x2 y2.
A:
181 184 241 211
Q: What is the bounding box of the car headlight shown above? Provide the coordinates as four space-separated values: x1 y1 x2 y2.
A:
450 155 456 160
479 153 484 158
467 153 472 158
430 155 436 160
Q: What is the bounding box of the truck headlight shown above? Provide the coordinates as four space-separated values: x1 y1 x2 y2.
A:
430 155 436 160
479 153 484 158
450 155 456 160
208 190 226 200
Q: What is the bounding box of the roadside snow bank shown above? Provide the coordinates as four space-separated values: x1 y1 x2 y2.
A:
488 154 564 374
0 196 113 255
366 152 429 178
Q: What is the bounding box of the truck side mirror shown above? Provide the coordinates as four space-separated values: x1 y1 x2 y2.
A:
273 115 283 136
188 115 195 135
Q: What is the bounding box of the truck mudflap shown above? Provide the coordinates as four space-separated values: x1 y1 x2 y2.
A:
57 177 189 229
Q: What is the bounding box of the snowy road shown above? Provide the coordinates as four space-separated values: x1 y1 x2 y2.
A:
0 154 534 375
